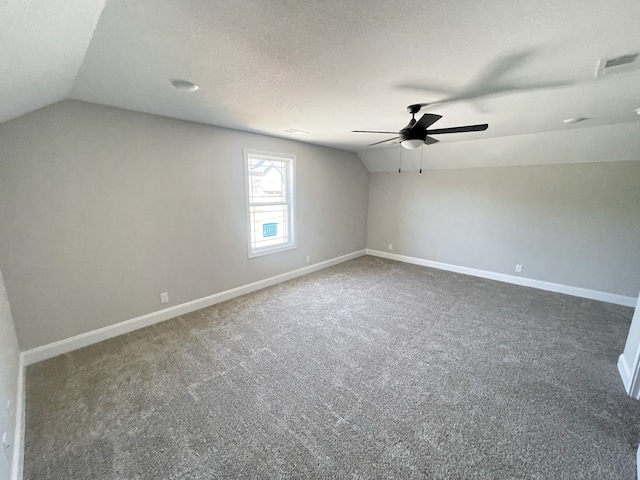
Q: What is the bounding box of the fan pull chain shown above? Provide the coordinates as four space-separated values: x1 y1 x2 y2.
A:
398 145 402 173
420 145 424 174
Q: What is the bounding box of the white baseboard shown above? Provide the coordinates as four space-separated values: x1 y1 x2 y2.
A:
22 250 366 365
618 354 632 394
11 353 24 480
618 351 640 400
366 249 637 307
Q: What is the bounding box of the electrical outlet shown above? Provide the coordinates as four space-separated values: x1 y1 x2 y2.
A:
160 292 169 304
305 255 310 263
388 244 393 251
515 264 523 273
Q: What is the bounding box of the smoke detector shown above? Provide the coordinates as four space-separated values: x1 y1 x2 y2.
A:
171 79 199 92
563 117 588 124
596 52 640 77
282 128 308 135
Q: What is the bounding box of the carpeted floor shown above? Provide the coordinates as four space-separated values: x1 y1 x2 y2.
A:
24 256 640 479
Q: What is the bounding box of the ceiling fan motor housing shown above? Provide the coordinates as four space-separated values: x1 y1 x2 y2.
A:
399 126 425 143
400 104 428 143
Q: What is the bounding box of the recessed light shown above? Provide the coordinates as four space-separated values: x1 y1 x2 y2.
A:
170 79 199 93
563 117 588 124
282 128 308 135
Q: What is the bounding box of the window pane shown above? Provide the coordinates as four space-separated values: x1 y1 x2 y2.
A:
248 158 287 204
250 205 289 250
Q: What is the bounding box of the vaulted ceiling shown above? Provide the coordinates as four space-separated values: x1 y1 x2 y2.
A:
0 0 106 123
3 0 640 160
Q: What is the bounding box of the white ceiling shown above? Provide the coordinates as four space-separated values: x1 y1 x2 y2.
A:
3 0 640 163
0 0 106 124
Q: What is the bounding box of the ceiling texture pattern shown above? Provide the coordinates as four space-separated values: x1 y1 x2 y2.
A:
2 0 640 165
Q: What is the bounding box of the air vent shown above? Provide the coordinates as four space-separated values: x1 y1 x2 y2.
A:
596 52 640 77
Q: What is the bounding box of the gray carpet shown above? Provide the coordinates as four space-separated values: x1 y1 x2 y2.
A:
25 256 640 479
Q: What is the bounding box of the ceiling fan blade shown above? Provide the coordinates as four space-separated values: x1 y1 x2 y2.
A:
472 51 532 87
352 130 398 134
424 136 439 145
426 124 488 135
397 83 455 96
495 79 574 92
368 137 399 146
412 113 442 130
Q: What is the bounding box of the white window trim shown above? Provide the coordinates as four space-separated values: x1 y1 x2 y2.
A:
243 149 296 258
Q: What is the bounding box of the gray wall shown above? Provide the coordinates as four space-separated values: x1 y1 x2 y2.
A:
0 100 369 350
367 161 640 297
0 268 20 479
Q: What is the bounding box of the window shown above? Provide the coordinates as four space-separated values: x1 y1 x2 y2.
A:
243 149 296 257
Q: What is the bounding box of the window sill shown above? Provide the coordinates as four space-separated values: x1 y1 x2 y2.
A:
248 243 297 259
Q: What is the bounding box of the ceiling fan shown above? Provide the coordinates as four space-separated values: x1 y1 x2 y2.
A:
353 104 488 149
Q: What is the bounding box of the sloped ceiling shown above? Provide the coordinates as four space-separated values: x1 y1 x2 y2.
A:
3 0 640 169
0 0 106 123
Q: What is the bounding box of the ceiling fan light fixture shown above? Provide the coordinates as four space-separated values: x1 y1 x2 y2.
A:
401 139 423 149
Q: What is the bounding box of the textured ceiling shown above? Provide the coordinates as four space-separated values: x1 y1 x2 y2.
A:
3 0 640 162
